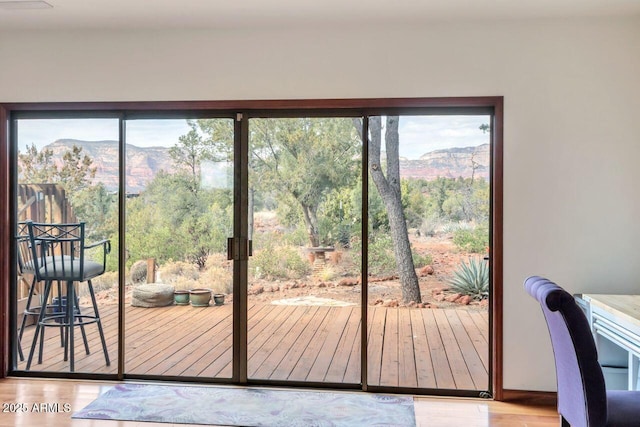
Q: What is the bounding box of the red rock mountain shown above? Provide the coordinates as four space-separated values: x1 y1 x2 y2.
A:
399 144 490 181
45 139 174 192
43 139 490 192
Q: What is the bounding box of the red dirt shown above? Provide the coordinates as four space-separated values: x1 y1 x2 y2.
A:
88 234 487 313
246 234 488 312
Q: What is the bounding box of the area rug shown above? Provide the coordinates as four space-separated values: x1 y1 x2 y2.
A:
72 383 416 426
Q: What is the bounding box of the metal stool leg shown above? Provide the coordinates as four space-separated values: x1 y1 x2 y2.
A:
88 280 110 366
26 280 53 370
56 281 64 348
65 280 75 372
72 286 90 355
17 276 37 361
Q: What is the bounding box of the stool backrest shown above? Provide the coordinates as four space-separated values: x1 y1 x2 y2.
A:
16 221 34 276
26 221 87 282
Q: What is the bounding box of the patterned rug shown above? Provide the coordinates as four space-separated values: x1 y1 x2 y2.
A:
73 383 416 426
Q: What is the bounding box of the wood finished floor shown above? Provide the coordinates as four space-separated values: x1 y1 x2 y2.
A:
16 303 488 391
0 378 560 427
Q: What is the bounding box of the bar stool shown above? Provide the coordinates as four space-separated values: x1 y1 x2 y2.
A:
16 222 71 361
25 221 111 372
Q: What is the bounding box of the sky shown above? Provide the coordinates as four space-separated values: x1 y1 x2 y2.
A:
16 115 490 159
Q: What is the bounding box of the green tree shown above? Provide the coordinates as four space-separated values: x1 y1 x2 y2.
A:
126 171 232 270
18 143 96 190
17 143 113 241
195 117 361 248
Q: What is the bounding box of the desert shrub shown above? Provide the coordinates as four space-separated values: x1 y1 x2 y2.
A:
367 231 397 277
199 265 233 294
335 243 360 274
160 261 200 285
280 224 309 247
412 251 433 269
204 252 229 268
448 257 489 300
418 216 438 238
77 271 118 298
250 244 310 280
453 225 488 253
171 276 196 291
317 265 338 282
130 260 148 284
252 229 285 249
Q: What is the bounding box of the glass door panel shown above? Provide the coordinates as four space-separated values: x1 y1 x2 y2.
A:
14 117 120 374
366 115 490 391
124 118 234 379
247 117 362 384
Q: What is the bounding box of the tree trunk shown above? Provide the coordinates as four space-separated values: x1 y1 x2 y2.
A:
301 203 320 247
368 116 421 304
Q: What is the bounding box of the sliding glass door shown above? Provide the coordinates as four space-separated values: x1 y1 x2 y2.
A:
124 118 234 379
7 100 498 397
246 117 363 385
366 115 491 391
13 117 120 374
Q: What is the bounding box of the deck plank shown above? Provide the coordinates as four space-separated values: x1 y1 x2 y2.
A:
287 306 336 382
17 303 488 392
306 306 353 382
343 309 362 384
248 305 307 378
366 306 386 385
398 308 418 388
433 309 475 390
255 305 322 380
325 306 360 384
422 309 456 389
457 310 489 371
409 309 437 389
379 306 399 387
444 309 488 390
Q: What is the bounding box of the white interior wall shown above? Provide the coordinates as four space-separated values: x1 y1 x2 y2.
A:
1 17 640 391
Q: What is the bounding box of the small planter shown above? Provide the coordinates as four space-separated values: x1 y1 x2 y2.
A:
189 288 212 307
174 290 190 306
213 293 226 306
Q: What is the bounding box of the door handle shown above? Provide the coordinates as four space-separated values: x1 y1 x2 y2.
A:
227 237 251 260
227 237 237 261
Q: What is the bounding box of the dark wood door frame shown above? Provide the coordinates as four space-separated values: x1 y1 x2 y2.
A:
0 97 503 399
0 104 9 377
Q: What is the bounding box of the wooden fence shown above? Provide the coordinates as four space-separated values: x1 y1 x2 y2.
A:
17 183 76 224
16 184 77 302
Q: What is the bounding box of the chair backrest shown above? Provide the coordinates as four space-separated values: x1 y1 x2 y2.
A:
16 221 34 275
524 276 607 427
26 221 87 282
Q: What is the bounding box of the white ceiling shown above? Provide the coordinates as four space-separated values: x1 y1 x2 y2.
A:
1 0 639 31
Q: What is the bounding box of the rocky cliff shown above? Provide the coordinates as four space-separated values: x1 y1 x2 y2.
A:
42 139 490 192
46 139 174 192
400 143 490 181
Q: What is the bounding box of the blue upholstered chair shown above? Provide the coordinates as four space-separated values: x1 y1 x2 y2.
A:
525 276 640 427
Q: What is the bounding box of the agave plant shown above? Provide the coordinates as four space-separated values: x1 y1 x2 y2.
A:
448 257 489 300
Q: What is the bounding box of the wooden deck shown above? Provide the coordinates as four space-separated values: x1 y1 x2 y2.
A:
17 303 488 391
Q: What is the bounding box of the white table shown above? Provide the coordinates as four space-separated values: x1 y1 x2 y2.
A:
582 294 640 390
